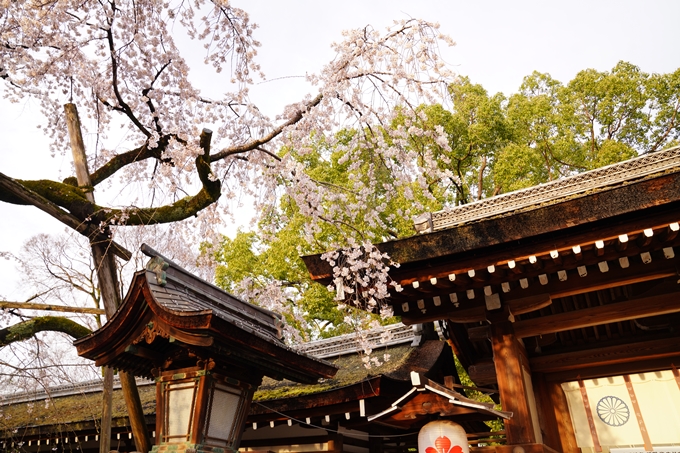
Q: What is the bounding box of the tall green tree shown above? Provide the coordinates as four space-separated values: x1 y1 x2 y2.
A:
402 78 510 204
214 62 680 341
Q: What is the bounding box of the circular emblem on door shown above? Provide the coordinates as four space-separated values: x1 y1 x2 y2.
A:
596 396 630 426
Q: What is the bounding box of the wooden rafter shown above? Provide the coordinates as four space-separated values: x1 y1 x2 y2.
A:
513 289 680 338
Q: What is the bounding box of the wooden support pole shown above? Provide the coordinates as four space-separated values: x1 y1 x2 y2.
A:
533 374 579 453
489 319 537 444
0 301 105 315
65 103 151 453
100 365 114 453
120 370 151 450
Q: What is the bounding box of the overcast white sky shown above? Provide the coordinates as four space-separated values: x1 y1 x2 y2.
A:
2 0 680 300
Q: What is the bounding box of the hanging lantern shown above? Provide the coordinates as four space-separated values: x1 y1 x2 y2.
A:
418 420 469 453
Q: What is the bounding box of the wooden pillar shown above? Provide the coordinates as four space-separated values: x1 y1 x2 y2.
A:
533 373 579 453
100 365 114 453
490 320 537 444
65 103 151 453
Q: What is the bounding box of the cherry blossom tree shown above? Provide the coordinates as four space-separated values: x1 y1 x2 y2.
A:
0 0 456 447
1 0 454 301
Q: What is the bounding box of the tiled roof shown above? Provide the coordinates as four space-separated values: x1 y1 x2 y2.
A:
417 146 680 232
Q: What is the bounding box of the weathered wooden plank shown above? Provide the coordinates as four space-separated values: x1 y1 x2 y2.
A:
0 301 105 315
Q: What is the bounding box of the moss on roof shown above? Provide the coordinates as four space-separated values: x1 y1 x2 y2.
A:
254 344 415 401
0 383 156 435
0 341 438 433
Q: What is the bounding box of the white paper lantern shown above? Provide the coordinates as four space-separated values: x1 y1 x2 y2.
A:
418 420 469 453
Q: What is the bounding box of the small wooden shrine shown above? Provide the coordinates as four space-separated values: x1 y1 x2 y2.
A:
303 146 680 453
74 245 337 453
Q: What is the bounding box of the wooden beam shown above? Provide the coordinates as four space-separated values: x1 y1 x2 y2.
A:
530 336 680 374
468 361 497 387
544 355 680 382
513 290 680 339
509 293 552 316
0 301 105 315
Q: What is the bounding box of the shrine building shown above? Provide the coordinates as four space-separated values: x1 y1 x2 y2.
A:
303 145 680 453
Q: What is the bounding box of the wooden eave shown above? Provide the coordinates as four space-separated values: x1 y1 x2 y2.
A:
75 256 336 384
304 169 680 285
303 148 680 386
366 372 510 430
303 168 680 321
247 340 492 434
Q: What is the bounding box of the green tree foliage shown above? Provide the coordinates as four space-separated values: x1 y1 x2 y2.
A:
214 133 428 340
214 61 680 340
496 62 680 192
402 77 510 205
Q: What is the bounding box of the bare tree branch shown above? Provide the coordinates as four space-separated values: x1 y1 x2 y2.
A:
211 93 323 161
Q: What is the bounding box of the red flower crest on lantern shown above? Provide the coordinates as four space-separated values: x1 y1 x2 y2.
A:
425 436 464 453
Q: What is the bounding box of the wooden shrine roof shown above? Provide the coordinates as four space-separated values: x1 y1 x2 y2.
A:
74 246 336 384
367 372 510 427
303 146 680 385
